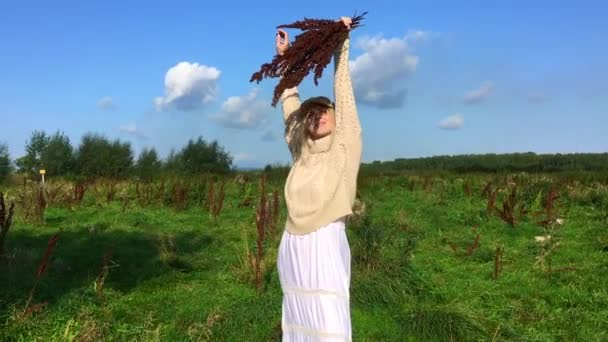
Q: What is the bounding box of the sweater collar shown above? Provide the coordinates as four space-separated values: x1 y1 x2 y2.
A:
306 130 335 154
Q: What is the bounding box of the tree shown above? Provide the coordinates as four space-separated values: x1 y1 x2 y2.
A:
16 130 49 175
0 144 11 183
164 149 182 173
161 137 233 175
40 131 74 177
136 147 162 181
74 133 133 179
108 140 134 179
180 137 233 174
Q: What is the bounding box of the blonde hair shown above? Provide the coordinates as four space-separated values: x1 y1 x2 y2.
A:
284 109 308 161
284 104 334 161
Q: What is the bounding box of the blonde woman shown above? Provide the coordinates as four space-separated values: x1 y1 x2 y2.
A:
276 16 363 341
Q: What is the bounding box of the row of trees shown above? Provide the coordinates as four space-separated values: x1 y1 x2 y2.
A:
363 152 608 174
2 132 607 184
0 144 11 182
1 130 234 183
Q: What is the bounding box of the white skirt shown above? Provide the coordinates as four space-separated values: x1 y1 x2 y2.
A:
277 216 352 341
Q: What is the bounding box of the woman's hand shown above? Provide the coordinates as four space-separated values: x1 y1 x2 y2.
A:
339 16 352 30
276 29 289 56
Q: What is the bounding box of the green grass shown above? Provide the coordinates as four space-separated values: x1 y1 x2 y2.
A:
1 173 607 341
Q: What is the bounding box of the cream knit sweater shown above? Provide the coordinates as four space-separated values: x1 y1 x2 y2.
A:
280 35 363 235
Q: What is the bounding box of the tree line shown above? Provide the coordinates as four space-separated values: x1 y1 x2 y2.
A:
2 132 607 184
361 152 608 175
0 130 234 183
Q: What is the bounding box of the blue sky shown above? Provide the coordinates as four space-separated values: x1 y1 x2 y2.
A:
1 1 606 169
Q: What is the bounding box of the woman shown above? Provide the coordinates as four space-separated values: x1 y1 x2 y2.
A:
275 16 363 341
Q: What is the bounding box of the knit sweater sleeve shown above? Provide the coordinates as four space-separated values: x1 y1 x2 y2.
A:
334 36 362 141
280 85 301 157
333 35 363 184
281 86 301 123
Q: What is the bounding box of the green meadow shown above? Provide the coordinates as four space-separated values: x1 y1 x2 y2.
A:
1 171 607 341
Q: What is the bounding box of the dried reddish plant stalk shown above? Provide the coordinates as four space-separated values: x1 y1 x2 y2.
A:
207 179 214 212
272 190 280 235
44 182 65 205
463 181 472 197
537 189 560 227
493 246 503 280
466 234 481 256
25 233 60 314
171 180 189 210
487 188 498 213
495 186 518 227
481 181 493 197
95 249 113 304
0 192 15 257
209 180 225 219
36 186 46 222
252 174 268 292
74 181 88 204
250 12 367 106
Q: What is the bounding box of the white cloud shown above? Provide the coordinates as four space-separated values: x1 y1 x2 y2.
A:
211 88 271 129
119 122 148 139
350 30 431 109
154 61 221 111
437 114 464 130
463 81 494 104
97 96 115 110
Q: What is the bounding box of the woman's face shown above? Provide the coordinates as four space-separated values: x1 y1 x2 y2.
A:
306 106 335 140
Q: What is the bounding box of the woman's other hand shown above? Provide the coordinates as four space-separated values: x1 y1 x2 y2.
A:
276 29 289 56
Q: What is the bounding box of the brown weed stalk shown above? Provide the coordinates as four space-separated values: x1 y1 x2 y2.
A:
466 234 481 256
138 180 165 207
73 181 88 205
493 246 503 279
271 190 280 236
253 175 268 292
423 176 433 192
246 175 275 293
44 182 66 206
94 249 113 304
209 180 225 219
250 12 367 106
23 233 60 316
481 181 493 197
207 179 214 212
104 180 118 203
495 186 518 227
0 192 15 257
463 181 472 197
537 189 560 227
487 188 498 213
171 180 189 210
36 185 46 220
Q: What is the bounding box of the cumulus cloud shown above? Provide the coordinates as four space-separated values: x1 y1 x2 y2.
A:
463 81 494 104
154 61 221 111
437 114 464 130
350 30 430 109
119 122 148 139
97 96 115 110
210 88 271 129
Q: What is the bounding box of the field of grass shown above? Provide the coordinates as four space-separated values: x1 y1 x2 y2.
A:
1 172 607 341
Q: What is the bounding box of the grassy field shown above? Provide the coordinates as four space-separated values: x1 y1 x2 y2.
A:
1 172 607 341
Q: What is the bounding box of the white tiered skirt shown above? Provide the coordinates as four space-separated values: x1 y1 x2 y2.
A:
277 216 352 341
